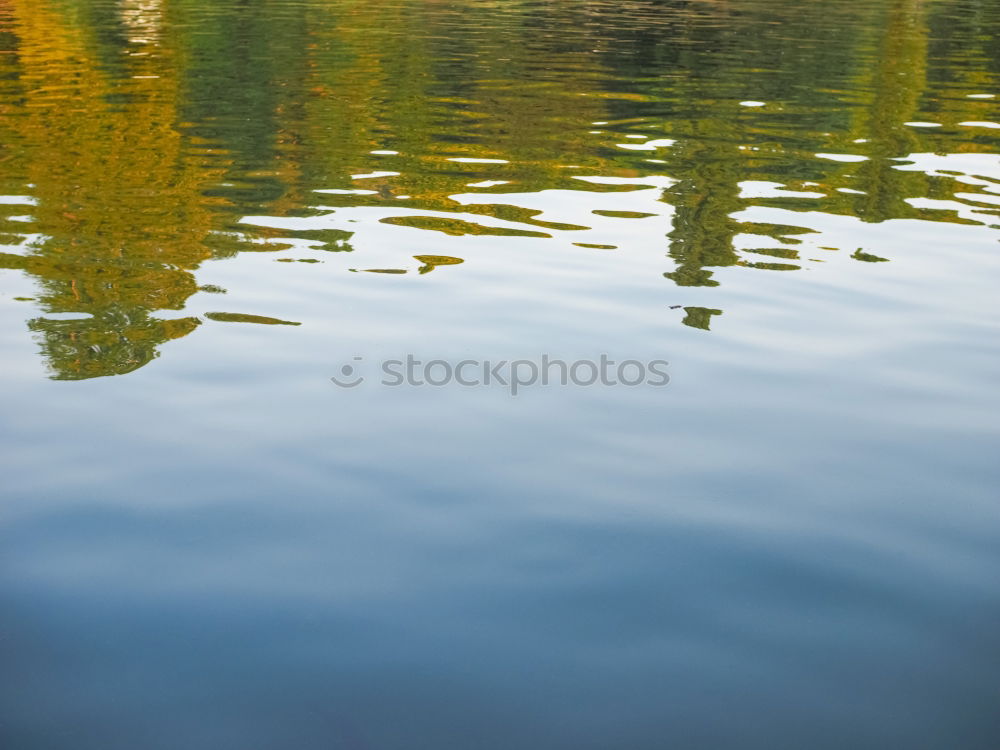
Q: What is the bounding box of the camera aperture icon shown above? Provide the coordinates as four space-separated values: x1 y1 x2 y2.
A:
330 356 365 388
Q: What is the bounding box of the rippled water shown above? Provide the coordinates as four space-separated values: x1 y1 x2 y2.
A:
1 0 999 747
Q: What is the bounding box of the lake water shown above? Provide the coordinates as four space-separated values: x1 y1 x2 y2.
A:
1 0 999 747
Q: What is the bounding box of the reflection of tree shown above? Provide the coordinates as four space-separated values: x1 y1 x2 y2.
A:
28 312 200 381
681 306 722 331
851 0 929 223
0 0 223 379
645 0 948 323
662 131 743 288
638 14 749 322
0 0 997 368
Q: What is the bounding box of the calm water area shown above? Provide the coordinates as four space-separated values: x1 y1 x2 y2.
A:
1 1 999 747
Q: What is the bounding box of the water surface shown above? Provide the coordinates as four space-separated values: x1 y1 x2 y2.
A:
1 1 999 748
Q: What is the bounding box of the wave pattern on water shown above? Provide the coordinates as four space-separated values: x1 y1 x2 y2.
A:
0 0 998 377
